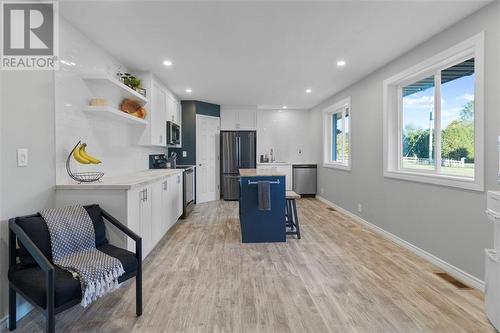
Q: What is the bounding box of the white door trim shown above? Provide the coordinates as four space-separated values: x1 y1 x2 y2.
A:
195 114 220 203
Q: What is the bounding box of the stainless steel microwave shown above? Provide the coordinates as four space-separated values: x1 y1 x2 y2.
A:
166 121 180 145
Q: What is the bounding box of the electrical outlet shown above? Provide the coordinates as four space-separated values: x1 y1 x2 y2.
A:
358 203 362 213
182 151 187 157
17 148 28 167
320 188 324 194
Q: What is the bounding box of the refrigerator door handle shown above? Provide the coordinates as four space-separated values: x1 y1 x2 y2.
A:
237 136 241 168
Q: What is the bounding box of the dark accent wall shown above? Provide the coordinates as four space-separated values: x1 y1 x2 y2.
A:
169 100 220 166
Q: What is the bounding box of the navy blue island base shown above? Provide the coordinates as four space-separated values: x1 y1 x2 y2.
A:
239 169 286 243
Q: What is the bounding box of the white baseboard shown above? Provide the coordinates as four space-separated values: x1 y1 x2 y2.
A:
316 195 485 291
0 301 33 330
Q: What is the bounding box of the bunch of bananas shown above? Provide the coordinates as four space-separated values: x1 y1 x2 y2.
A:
73 143 101 164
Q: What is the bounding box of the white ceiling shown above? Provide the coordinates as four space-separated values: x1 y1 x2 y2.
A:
60 1 490 109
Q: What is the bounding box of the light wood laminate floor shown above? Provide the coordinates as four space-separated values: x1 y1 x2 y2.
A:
12 199 494 332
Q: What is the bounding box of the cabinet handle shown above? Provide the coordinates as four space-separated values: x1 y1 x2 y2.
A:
163 181 168 190
140 189 147 202
177 176 181 184
159 135 163 143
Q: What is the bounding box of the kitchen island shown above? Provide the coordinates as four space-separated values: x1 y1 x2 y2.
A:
239 168 286 243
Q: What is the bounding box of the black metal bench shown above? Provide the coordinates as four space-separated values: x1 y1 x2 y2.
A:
8 204 142 333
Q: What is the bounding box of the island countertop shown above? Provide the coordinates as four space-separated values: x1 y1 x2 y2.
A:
239 168 286 177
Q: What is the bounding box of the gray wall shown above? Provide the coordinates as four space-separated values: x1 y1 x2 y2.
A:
0 71 56 319
310 2 499 280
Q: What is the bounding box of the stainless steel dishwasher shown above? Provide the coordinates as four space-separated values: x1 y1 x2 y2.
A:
292 164 317 197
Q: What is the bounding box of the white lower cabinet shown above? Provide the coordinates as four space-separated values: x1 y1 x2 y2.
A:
129 184 153 256
151 180 165 245
153 174 183 240
256 163 293 191
486 191 500 331
171 173 183 224
485 249 500 331
55 173 183 260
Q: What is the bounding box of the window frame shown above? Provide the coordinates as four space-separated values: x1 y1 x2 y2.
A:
383 33 484 191
323 97 351 171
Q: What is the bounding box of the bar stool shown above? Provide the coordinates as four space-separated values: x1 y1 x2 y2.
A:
285 191 301 239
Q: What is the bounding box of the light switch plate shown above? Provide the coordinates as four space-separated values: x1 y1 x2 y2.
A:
17 148 28 167
182 151 187 157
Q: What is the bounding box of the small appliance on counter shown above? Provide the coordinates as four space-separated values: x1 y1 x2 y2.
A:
149 154 168 169
149 154 195 218
149 152 177 169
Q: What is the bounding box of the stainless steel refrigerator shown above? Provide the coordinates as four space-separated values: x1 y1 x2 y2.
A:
221 131 256 200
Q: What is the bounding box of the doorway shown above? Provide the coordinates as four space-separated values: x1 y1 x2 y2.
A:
196 115 220 203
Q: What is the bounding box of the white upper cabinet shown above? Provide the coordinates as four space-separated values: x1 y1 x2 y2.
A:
220 105 257 130
138 72 180 147
151 80 167 146
166 95 181 125
176 100 182 125
237 109 257 130
220 107 237 130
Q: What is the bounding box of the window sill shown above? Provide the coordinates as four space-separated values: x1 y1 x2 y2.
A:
323 163 351 171
384 169 483 192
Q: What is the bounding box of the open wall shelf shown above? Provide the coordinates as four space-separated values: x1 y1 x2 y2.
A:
83 106 148 125
82 72 148 105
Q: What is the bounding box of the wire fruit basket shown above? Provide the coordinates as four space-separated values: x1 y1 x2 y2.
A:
66 141 104 183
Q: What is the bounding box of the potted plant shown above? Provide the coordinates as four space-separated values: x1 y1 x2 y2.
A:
117 72 145 96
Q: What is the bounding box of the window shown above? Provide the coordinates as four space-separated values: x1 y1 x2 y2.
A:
323 97 351 170
384 33 484 191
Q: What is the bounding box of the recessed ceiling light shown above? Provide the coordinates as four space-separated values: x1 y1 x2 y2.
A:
282 106 287 109
305 89 312 93
163 60 173 66
185 88 192 93
337 60 346 67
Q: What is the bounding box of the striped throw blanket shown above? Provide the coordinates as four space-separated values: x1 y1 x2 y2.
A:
40 205 124 307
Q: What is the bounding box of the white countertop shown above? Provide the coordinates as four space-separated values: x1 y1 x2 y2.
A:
240 168 286 177
257 162 292 165
56 169 184 190
257 162 317 166
291 162 318 165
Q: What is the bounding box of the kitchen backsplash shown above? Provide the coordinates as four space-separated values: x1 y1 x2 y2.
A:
257 109 315 163
55 17 165 183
